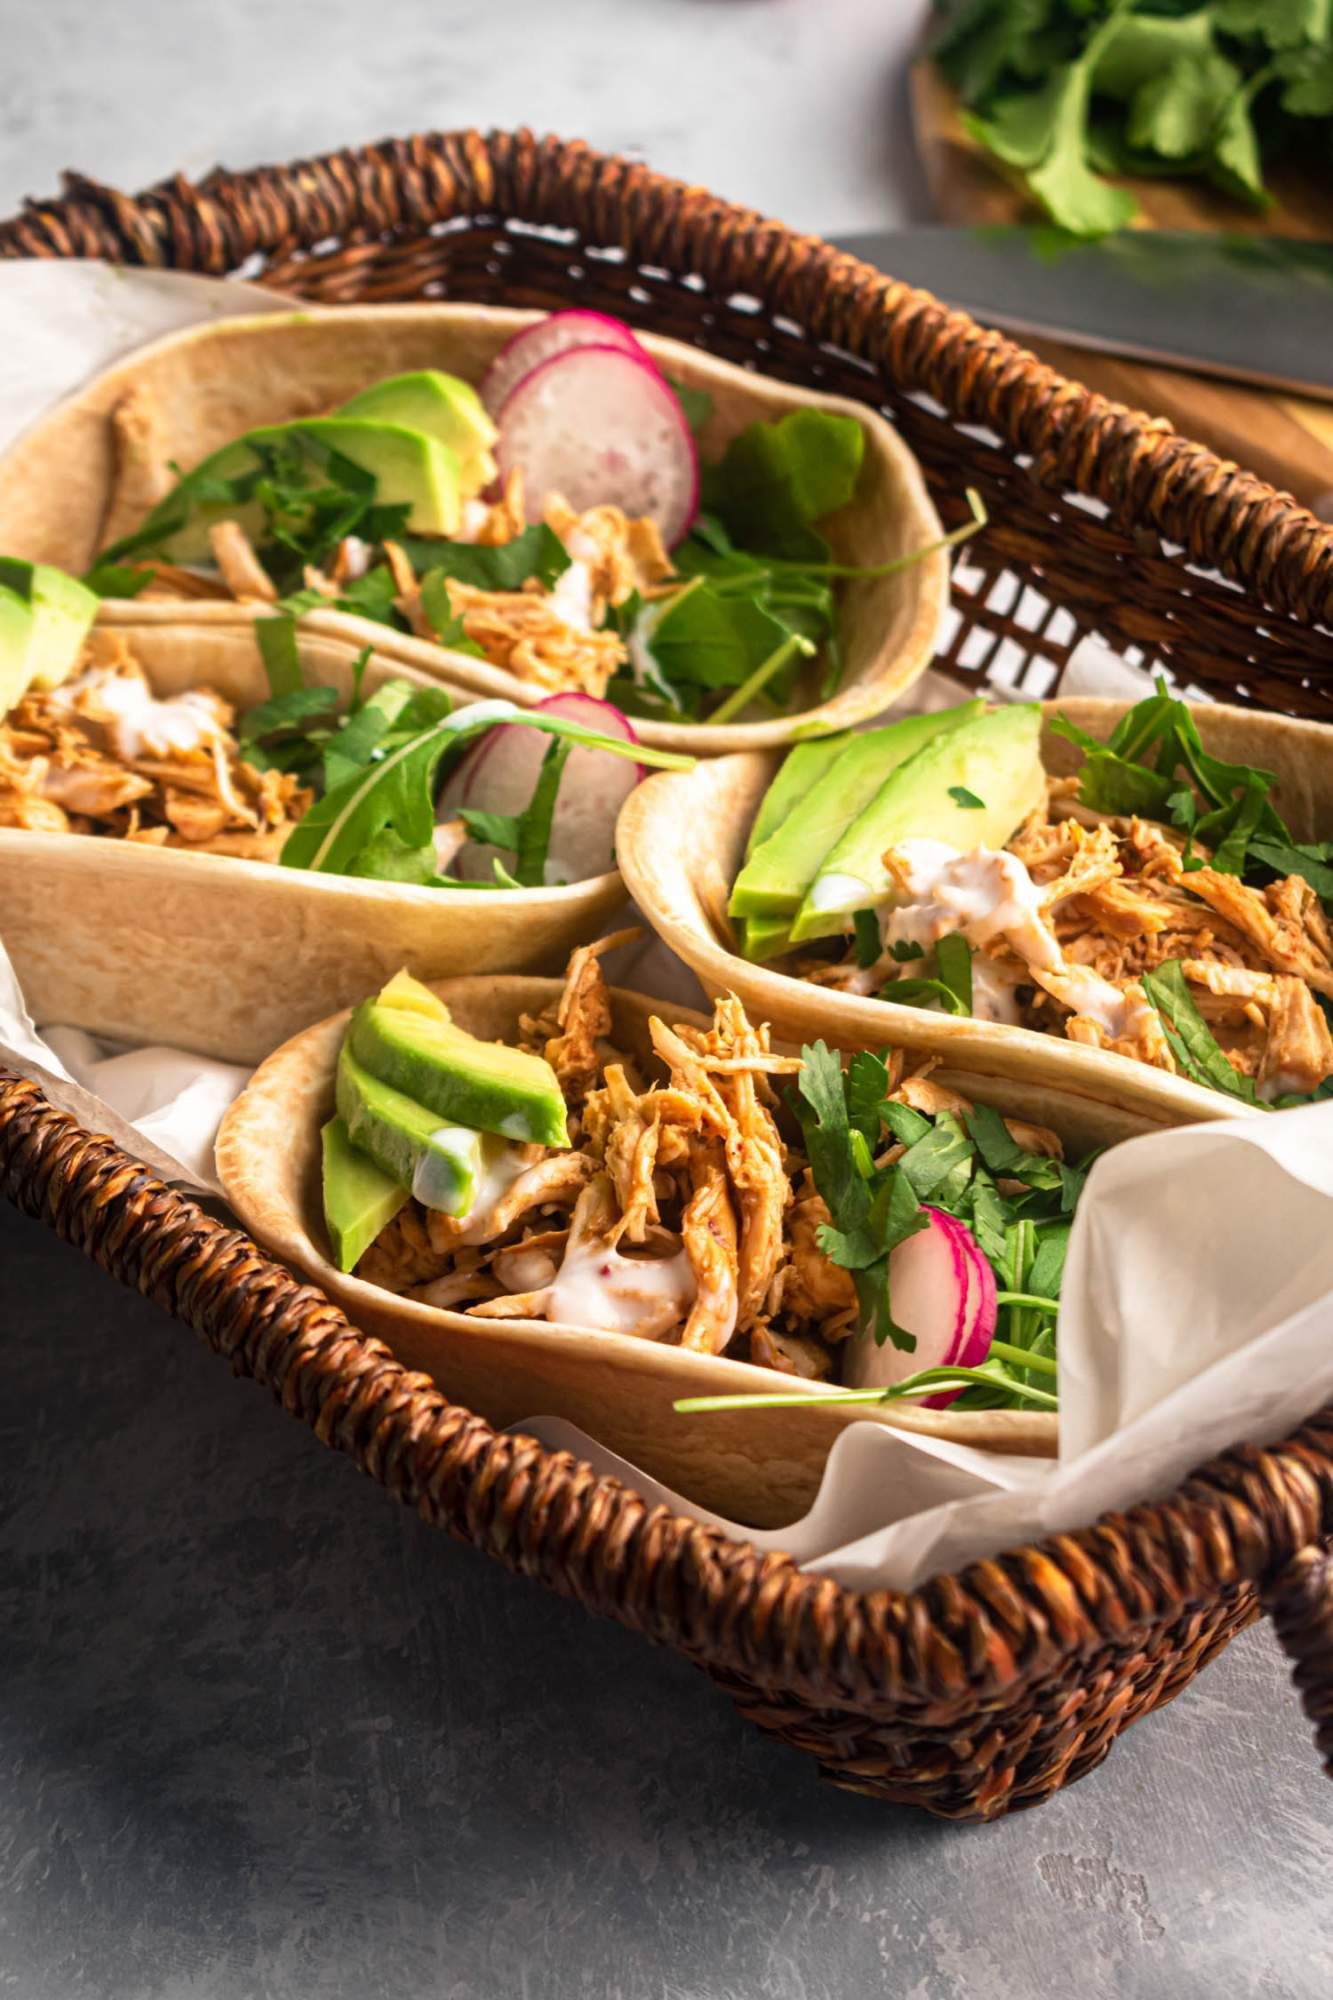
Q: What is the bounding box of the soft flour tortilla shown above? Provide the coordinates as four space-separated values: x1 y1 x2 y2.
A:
0 624 626 1064
616 696 1333 1127
215 976 1163 1527
0 303 947 754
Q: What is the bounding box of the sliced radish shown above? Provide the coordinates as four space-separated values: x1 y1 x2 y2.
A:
842 1207 998 1408
480 311 654 417
440 693 641 884
495 346 699 546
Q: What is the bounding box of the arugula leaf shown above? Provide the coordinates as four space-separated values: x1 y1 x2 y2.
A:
636 577 811 693
1140 959 1260 1104
255 612 303 697
238 685 338 745
280 704 689 879
852 909 882 969
82 561 156 599
419 524 571 595
701 409 866 558
345 829 443 885
514 738 573 885
1249 837 1333 903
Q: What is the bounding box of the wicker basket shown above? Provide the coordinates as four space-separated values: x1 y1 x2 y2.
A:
2 129 1331 1819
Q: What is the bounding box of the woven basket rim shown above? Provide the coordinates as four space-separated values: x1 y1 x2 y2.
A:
0 125 1330 628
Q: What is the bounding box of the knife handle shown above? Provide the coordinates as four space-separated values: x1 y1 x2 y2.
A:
1021 339 1333 522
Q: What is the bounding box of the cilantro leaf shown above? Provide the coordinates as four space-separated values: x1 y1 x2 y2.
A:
702 409 865 559
1139 960 1260 1104
852 909 882 969
948 785 986 809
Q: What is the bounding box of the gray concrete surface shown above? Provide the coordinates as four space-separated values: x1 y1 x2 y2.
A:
2 1200 1331 1999
2 4 1331 1992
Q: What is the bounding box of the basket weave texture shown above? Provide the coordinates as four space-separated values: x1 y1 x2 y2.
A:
1 129 1332 1815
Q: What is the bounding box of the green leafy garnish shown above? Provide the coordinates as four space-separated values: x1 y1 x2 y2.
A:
458 736 574 887
82 561 156 599
884 933 974 1016
852 909 882 969
932 0 1332 238
948 785 985 809
256 613 303 696
1139 959 1259 1104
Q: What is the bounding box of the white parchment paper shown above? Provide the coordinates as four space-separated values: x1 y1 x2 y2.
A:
3 264 1330 1592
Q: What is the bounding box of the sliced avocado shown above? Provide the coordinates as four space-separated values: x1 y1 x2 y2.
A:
744 733 849 861
739 915 795 963
790 703 1046 942
375 969 452 1020
116 417 462 565
321 1115 409 1272
729 704 982 921
347 997 569 1148
0 558 97 707
24 563 98 690
0 580 35 717
340 372 498 496
336 1042 492 1213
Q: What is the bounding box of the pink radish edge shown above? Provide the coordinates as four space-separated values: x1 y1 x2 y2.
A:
480 310 654 417
455 693 643 806
841 1206 998 1408
495 344 700 547
441 694 643 883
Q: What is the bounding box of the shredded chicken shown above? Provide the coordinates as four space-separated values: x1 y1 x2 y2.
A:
816 774 1333 1099
0 631 309 851
355 940 1061 1380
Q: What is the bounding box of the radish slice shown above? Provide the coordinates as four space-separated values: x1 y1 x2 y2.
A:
495 347 699 546
440 693 642 884
842 1207 998 1408
481 311 653 417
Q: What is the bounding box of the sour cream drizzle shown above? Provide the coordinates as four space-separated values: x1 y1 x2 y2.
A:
547 1240 696 1339
48 666 224 761
881 839 1140 1037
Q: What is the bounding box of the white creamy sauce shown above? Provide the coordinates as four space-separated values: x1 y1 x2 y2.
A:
456 499 490 544
1031 965 1131 1037
969 952 1026 1026
563 527 601 565
50 668 223 761
411 1128 529 1220
884 841 1064 971
339 535 373 579
547 1240 696 1339
546 558 595 634
807 870 876 915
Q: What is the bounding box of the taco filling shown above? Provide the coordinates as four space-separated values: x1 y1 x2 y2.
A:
84 311 969 726
325 941 1084 1414
728 691 1333 1108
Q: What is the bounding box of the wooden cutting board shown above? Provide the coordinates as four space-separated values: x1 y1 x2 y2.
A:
909 60 1333 518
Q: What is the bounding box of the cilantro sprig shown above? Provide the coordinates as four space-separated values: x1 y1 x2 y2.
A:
747 1042 1087 1418
933 0 1333 239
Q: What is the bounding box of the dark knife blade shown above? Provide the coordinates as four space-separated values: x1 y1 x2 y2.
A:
834 226 1333 400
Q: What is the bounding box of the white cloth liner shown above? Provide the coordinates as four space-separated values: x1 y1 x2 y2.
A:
3 264 1330 1593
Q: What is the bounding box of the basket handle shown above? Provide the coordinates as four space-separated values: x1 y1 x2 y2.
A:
1264 1543 1333 1778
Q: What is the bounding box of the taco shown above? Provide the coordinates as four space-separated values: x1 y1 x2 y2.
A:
0 304 950 753
617 688 1333 1124
216 940 1166 1523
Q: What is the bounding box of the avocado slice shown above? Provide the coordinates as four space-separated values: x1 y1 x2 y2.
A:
0 581 35 717
25 563 98 690
336 1042 496 1213
340 372 497 497
729 704 983 922
117 417 462 565
375 969 453 1021
739 915 796 963
347 998 569 1148
0 558 97 709
321 1115 409 1272
744 733 850 861
790 703 1046 943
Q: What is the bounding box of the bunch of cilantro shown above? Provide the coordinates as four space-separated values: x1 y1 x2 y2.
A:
1051 679 1333 1106
932 0 1333 237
